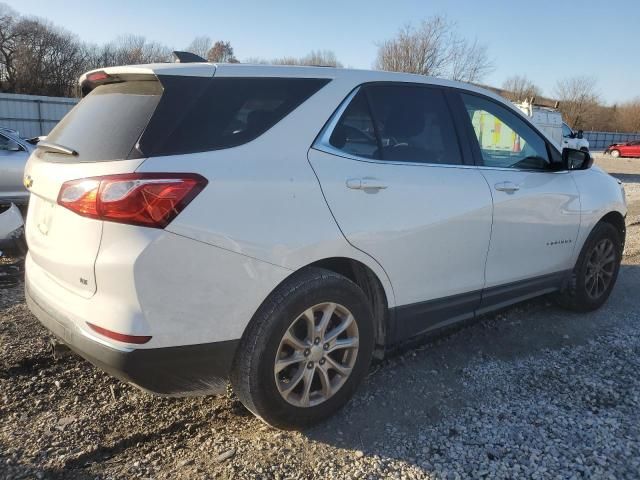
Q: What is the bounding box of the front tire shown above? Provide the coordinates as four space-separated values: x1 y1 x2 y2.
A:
610 149 621 158
556 222 622 312
230 268 375 429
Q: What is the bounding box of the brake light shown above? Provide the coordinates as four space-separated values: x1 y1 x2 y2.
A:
86 71 110 82
87 322 152 344
58 173 207 228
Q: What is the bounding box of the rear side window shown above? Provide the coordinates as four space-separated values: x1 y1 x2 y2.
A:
327 84 462 165
141 77 330 156
46 81 162 162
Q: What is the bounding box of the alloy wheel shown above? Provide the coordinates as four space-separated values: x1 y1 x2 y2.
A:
585 238 616 300
274 302 359 408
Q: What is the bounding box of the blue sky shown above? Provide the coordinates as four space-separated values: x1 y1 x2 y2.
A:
7 0 639 104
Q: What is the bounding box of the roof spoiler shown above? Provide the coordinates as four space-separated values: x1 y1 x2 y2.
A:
172 51 207 63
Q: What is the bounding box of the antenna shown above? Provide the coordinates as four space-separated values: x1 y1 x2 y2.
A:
172 51 207 63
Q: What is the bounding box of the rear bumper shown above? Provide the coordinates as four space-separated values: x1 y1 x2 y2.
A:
26 284 239 396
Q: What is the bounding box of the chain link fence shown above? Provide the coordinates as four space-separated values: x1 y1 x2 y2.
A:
0 92 77 138
583 131 640 151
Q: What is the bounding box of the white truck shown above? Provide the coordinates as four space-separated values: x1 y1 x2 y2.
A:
515 99 589 152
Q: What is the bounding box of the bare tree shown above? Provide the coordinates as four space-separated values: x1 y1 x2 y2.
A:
449 38 493 82
617 98 640 133
242 56 270 65
267 50 342 67
185 36 212 59
0 3 21 90
501 75 542 102
554 76 600 130
375 15 493 82
8 17 89 96
207 41 238 63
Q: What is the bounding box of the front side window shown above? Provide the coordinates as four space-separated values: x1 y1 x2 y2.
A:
562 123 573 138
327 84 462 165
461 93 551 170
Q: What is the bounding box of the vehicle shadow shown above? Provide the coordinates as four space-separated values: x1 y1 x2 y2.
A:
303 263 640 473
607 172 640 184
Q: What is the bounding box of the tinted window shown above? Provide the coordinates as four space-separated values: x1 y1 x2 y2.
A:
462 93 551 170
0 134 9 150
366 85 461 164
46 81 162 162
329 90 379 159
562 123 573 138
142 77 329 156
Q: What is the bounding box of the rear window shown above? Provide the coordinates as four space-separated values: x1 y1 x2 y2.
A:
46 81 162 162
46 76 329 162
140 76 330 156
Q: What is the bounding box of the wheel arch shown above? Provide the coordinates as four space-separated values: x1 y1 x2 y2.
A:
599 210 626 249
303 257 390 358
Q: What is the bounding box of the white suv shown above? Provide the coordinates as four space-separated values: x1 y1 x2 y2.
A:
24 63 626 429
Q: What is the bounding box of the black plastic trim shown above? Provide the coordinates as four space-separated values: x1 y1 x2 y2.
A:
477 270 570 314
388 270 571 346
389 290 480 344
26 286 239 396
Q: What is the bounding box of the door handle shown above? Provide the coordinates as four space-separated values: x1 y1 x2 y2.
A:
346 178 388 191
494 181 520 193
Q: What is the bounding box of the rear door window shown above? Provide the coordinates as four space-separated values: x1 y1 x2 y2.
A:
326 84 462 165
328 90 379 159
367 85 462 164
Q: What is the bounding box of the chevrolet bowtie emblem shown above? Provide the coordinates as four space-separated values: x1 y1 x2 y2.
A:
23 175 33 189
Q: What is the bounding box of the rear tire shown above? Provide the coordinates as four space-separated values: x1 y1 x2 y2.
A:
556 222 622 312
230 267 375 429
610 149 620 158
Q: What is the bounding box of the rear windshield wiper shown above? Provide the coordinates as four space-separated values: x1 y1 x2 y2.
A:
37 141 78 156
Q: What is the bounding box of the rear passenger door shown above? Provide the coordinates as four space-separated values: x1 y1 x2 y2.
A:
309 84 493 341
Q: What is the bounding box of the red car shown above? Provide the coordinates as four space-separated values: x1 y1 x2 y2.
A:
605 140 640 158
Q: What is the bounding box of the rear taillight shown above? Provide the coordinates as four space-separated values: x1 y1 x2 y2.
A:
57 173 207 228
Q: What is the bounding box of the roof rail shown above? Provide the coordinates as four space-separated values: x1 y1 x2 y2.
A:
172 51 207 63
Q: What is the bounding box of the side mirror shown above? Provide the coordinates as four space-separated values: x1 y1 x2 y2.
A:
577 130 584 139
7 140 22 152
562 148 592 170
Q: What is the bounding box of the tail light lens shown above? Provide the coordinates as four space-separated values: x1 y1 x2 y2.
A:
87 322 152 344
58 173 207 228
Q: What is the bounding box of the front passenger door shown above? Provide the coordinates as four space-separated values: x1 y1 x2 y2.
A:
458 93 581 310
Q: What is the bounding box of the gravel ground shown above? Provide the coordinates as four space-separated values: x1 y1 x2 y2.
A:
1 157 639 479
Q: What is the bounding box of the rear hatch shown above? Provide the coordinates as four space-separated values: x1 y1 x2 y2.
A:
25 75 167 298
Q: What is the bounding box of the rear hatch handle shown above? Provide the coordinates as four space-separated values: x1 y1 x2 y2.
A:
37 141 78 156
